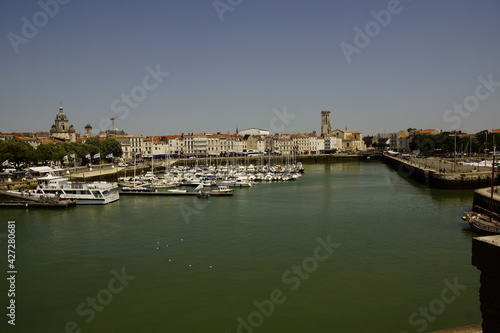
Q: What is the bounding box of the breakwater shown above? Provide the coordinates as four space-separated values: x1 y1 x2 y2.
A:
382 154 499 190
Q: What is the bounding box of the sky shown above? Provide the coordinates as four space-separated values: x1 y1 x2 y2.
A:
0 0 499 137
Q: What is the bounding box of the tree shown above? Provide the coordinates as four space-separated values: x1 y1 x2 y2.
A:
35 143 66 164
100 138 123 159
0 138 35 168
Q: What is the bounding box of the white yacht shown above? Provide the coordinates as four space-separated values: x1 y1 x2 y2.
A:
9 174 119 205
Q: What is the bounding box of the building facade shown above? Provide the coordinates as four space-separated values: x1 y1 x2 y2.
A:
49 105 76 142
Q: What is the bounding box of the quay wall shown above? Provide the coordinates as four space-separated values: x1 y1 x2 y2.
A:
298 154 369 164
382 155 499 190
473 188 500 215
0 179 38 191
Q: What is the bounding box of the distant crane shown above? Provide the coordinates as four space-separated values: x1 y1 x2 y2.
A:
110 116 119 130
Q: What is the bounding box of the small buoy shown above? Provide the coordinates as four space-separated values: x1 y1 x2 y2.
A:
181 239 183 241
168 259 172 262
157 241 159 244
188 264 191 267
209 266 212 269
156 247 159 250
166 245 168 247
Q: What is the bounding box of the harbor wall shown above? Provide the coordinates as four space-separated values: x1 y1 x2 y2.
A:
0 179 38 191
382 155 499 190
473 188 500 215
472 235 500 332
382 155 430 186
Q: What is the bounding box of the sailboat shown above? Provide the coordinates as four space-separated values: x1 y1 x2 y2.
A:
462 154 500 234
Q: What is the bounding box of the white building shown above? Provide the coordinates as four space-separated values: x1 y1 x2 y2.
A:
323 135 343 151
115 135 143 160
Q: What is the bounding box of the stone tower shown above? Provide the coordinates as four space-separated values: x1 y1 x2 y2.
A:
49 104 76 142
84 124 93 138
321 110 332 136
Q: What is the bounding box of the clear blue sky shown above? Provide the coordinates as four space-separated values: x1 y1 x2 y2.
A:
0 0 499 136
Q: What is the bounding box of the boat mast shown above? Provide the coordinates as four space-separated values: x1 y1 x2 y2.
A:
490 153 495 222
134 153 136 180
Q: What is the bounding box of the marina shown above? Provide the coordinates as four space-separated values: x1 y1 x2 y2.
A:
7 161 482 332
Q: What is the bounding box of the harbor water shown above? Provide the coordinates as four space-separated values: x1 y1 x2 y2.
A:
3 161 481 332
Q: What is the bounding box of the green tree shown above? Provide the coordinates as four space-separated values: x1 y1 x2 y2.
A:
0 138 35 168
100 138 123 159
35 143 66 164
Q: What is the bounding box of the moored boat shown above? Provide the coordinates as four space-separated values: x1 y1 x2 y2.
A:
8 174 119 205
462 154 499 234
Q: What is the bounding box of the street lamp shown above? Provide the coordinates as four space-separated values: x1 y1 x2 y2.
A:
449 133 457 172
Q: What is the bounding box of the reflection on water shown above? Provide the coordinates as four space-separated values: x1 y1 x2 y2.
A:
9 161 480 333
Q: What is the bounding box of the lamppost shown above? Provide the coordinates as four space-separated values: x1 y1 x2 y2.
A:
449 133 457 172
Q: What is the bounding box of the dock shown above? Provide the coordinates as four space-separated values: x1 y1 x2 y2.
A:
472 187 500 215
0 201 76 208
0 190 77 208
118 191 232 196
382 154 499 190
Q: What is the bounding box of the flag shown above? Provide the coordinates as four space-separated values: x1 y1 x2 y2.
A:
2 159 8 166
85 154 91 159
63 155 68 161
93 153 100 159
106 153 113 158
70 154 75 158
135 152 141 156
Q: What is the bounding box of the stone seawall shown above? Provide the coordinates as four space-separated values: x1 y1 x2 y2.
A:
382 155 499 190
472 188 500 215
0 179 38 191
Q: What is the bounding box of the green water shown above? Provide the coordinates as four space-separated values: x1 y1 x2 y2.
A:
2 161 481 332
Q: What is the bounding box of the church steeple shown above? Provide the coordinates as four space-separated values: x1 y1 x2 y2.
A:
49 103 75 142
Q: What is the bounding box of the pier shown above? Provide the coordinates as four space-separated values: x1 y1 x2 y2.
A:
0 190 76 208
382 154 499 190
0 201 76 208
118 190 232 196
472 187 500 215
